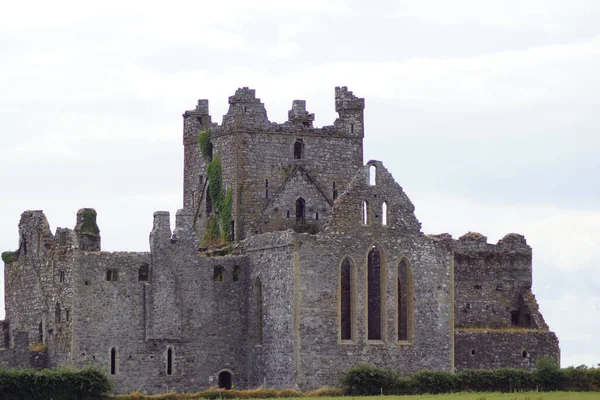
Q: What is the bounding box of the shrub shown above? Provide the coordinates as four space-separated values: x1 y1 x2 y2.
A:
340 363 397 395
278 388 303 397
304 387 343 397
0 367 111 400
534 357 567 391
412 370 458 394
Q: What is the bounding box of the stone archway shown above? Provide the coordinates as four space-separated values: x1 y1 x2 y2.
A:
218 370 233 389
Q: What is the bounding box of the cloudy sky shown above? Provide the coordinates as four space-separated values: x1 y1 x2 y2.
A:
1 0 599 368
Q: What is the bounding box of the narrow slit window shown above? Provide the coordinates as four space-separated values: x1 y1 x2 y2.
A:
230 221 235 242
369 165 376 186
232 265 240 282
213 266 224 282
362 201 369 225
66 309 70 322
340 258 352 340
333 182 338 200
315 212 319 220
382 202 388 226
166 347 173 375
367 246 382 340
110 347 117 375
59 270 65 283
199 175 203 187
296 198 305 223
350 123 354 134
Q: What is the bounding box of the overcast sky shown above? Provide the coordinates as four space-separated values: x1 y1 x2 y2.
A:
1 0 599 368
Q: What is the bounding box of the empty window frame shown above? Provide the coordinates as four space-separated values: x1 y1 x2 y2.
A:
382 201 388 226
367 246 383 341
340 257 354 341
293 139 304 159
106 269 119 281
397 259 413 342
255 277 263 345
362 200 369 225
138 264 149 282
369 165 376 186
213 266 224 282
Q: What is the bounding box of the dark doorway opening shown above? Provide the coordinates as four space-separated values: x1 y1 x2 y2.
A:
511 310 520 326
218 371 232 389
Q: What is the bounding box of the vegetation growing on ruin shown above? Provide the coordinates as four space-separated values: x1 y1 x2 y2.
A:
201 156 234 246
1 251 16 264
198 129 211 159
28 342 48 352
78 209 100 236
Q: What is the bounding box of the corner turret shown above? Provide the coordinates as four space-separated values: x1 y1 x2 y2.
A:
334 86 365 137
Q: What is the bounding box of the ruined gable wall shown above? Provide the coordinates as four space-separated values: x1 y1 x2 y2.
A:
293 162 454 390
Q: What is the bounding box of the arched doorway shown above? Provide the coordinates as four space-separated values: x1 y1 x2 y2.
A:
218 370 233 389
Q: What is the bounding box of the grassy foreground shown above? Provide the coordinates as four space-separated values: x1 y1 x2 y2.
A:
111 393 600 400
341 394 600 400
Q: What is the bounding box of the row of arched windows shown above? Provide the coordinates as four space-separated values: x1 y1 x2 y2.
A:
340 245 413 343
362 201 388 226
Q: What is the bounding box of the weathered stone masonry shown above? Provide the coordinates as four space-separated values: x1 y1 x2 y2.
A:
1 87 559 394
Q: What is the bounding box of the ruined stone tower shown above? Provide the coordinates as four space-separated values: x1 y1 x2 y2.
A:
1 87 559 394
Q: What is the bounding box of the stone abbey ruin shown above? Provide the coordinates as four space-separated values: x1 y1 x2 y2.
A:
1 87 559 394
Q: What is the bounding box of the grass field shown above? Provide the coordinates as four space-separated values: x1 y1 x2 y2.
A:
334 393 600 400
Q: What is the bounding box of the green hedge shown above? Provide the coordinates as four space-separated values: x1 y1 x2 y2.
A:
341 360 600 395
0 367 111 400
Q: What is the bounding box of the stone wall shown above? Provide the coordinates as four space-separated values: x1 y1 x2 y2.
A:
453 232 549 330
455 330 560 371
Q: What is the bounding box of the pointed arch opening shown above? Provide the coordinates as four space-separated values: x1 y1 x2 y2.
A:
369 165 376 186
382 202 388 226
340 257 354 341
398 259 414 342
367 245 384 341
255 277 263 345
295 198 305 224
